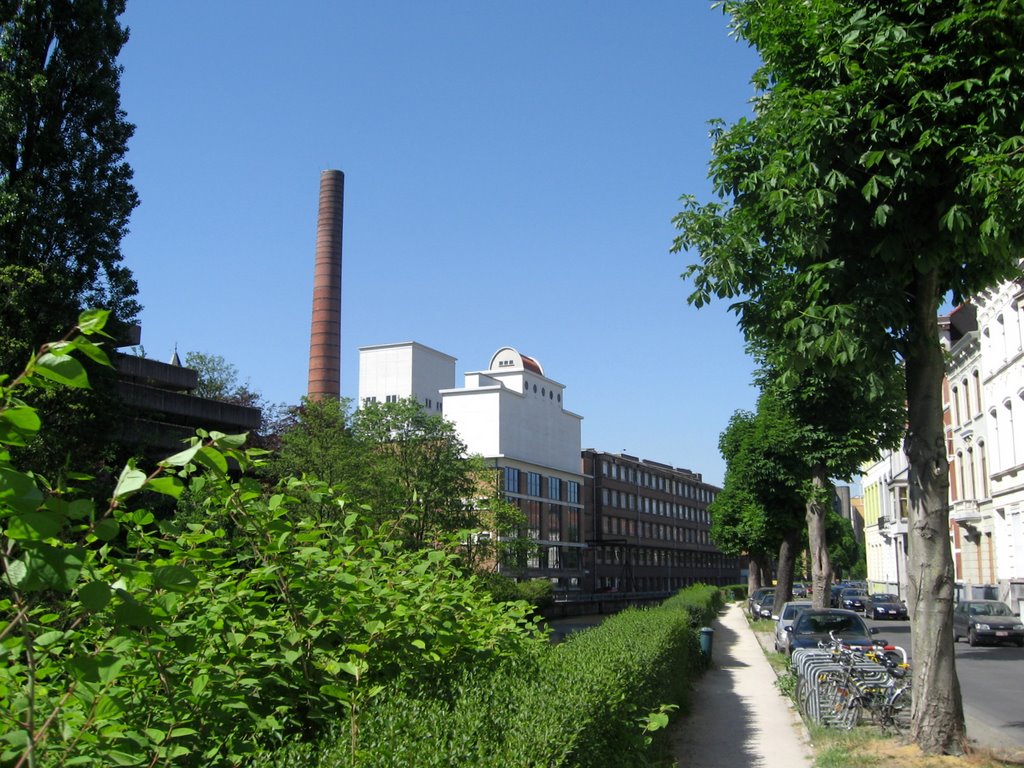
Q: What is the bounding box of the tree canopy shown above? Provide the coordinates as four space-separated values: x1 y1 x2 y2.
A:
0 0 139 369
674 0 1024 753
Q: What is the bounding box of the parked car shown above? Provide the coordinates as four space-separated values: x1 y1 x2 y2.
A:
952 600 1024 647
753 590 777 620
748 587 775 620
828 585 846 607
773 600 813 654
866 593 908 621
784 608 880 655
792 583 808 598
839 589 868 612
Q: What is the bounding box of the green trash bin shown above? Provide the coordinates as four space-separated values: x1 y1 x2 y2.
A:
699 626 714 659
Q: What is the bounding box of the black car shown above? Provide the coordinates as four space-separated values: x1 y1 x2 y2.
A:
785 608 880 655
748 587 775 620
952 600 1024 647
866 593 908 621
839 589 868 612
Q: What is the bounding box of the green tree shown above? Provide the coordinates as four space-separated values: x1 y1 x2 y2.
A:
711 398 806 606
1 0 139 478
0 0 139 369
350 398 481 547
672 0 1024 752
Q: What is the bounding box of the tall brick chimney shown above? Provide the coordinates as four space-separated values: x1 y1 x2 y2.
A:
307 169 344 399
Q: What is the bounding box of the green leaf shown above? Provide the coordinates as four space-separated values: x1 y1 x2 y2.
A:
146 476 184 499
18 544 85 592
113 464 148 499
0 406 41 445
71 339 111 367
113 600 157 628
6 511 62 540
159 442 202 468
77 309 111 336
33 352 89 388
194 446 228 474
0 466 43 514
94 517 120 541
152 565 198 594
78 580 112 612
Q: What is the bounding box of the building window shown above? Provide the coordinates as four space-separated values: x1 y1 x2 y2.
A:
567 481 580 504
548 477 561 500
527 472 541 497
503 466 520 494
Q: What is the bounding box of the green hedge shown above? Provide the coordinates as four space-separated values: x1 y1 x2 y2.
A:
721 583 749 601
269 585 722 768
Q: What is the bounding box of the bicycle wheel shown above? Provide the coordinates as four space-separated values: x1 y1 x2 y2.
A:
882 687 911 733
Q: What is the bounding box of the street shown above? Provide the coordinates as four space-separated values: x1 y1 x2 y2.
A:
863 615 1024 751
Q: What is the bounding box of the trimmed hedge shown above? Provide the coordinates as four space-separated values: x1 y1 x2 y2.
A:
264 585 723 768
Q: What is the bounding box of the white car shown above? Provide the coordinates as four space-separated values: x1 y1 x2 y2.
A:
773 600 813 653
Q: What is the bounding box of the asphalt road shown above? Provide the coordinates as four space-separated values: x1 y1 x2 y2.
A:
864 615 1024 751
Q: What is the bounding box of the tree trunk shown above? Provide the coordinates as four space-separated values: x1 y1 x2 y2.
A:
746 554 762 593
904 267 965 754
774 527 801 616
806 465 834 609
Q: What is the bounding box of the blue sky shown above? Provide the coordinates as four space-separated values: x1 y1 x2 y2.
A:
116 2 764 486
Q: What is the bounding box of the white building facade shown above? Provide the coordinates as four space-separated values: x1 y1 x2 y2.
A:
358 343 587 592
861 274 1024 609
976 279 1024 609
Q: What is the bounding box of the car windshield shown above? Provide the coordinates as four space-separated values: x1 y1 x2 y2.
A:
969 602 1014 617
873 594 898 602
782 604 807 619
794 613 866 636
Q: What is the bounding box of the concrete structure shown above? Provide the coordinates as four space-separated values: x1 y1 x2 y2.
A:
581 450 739 594
358 342 454 413
112 350 261 455
307 169 344 400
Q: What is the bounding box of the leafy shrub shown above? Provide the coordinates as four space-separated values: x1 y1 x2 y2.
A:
0 313 548 767
299 585 721 767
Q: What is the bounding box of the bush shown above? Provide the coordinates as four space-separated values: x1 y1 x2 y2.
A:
0 314 548 767
299 585 722 767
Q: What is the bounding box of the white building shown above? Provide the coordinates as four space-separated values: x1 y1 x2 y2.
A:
975 277 1024 609
358 342 455 414
944 304 999 599
357 343 587 592
862 446 910 598
862 274 1024 610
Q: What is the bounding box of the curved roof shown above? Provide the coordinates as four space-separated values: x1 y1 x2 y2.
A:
488 347 544 375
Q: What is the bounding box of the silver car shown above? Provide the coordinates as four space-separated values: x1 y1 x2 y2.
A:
773 600 813 653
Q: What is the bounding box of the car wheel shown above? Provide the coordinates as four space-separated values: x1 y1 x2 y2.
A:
968 627 979 647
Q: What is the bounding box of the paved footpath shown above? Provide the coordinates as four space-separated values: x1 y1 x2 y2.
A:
671 601 815 768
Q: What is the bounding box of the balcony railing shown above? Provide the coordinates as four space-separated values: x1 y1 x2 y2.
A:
948 499 982 524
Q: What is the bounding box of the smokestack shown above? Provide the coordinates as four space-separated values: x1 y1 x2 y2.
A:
307 169 344 399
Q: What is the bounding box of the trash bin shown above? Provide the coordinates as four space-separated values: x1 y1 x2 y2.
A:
699 626 714 659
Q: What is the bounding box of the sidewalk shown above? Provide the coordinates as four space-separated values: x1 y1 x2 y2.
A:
671 601 815 768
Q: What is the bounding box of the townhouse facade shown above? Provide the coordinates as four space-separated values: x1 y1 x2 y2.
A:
863 274 1024 610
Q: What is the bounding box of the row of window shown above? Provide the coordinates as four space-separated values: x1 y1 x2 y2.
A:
601 515 710 544
599 488 709 522
600 460 714 503
503 467 580 504
595 547 727 569
523 381 562 402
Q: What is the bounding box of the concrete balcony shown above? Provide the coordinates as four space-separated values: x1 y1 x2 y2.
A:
949 499 983 524
878 516 908 538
